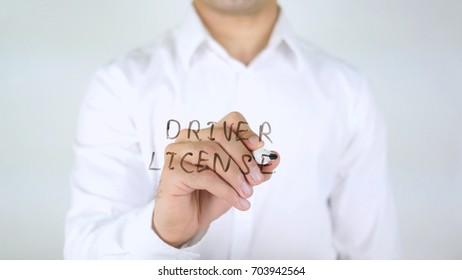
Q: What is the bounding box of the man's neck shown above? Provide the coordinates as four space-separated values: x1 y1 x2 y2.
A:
194 1 279 66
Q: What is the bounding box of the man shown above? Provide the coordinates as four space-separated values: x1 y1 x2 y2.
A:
65 0 399 259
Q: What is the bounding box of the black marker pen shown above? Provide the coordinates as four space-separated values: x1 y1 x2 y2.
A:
252 147 278 165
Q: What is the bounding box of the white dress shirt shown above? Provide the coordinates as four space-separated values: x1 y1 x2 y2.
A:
64 7 399 259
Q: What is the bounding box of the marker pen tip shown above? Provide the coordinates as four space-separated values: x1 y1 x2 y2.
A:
269 153 278 160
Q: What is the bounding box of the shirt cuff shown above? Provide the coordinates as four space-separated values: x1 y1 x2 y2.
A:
180 227 208 249
122 200 206 259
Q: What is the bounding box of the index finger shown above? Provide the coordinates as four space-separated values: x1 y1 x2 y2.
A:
216 111 265 151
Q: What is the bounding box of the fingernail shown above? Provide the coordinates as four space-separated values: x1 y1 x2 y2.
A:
250 167 264 182
241 181 253 197
248 135 260 146
239 198 251 209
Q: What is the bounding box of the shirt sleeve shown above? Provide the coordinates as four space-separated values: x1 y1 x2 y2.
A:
329 75 400 259
64 63 202 259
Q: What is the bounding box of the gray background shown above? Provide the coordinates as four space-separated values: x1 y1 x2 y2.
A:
1 0 461 259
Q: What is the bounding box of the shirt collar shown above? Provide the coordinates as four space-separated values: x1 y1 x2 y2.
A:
174 5 209 70
266 8 303 70
174 4 303 71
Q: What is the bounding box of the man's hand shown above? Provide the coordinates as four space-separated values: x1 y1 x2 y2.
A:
152 112 280 248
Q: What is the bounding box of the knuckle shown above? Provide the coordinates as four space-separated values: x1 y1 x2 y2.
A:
211 127 226 142
194 169 217 188
182 168 198 186
227 111 244 121
201 141 220 155
177 129 190 140
240 129 255 139
164 143 177 153
200 169 216 182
